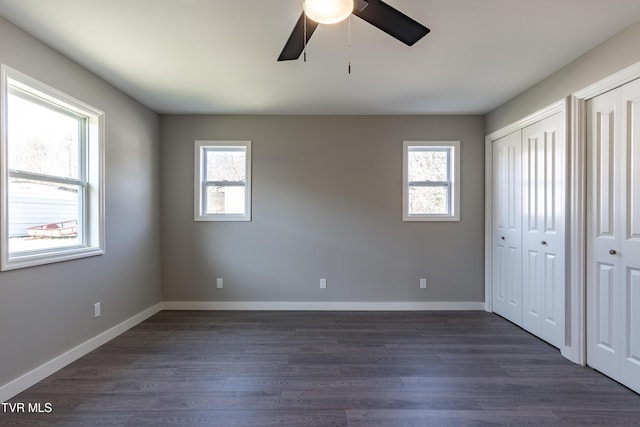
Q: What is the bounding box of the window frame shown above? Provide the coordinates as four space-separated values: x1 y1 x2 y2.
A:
1 65 105 271
402 140 460 222
194 140 252 222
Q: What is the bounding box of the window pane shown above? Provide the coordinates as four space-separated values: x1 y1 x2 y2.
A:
8 178 81 253
408 149 448 182
409 186 449 215
206 149 246 182
206 186 246 215
8 93 80 179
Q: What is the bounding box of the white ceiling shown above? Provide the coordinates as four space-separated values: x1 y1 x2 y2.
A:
1 0 640 115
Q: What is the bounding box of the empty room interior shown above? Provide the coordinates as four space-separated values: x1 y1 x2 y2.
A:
1 0 640 425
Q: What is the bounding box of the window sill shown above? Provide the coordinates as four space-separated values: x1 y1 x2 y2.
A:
403 215 460 222
194 215 251 222
1 245 105 271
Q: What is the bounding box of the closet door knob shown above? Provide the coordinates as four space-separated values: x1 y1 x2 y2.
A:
609 249 617 255
541 241 547 245
501 236 505 240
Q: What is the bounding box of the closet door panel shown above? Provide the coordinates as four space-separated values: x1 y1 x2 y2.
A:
492 130 523 325
587 88 623 382
522 133 541 328
543 252 560 332
620 78 640 392
596 262 616 353
522 113 565 347
626 269 640 364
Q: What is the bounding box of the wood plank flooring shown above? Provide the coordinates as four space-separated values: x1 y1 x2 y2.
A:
3 310 640 426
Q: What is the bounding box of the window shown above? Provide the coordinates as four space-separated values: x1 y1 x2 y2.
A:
403 141 460 221
1 65 104 270
194 140 251 221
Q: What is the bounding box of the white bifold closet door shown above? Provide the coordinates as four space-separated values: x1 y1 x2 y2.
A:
492 130 523 326
521 115 566 348
492 111 565 349
587 78 640 394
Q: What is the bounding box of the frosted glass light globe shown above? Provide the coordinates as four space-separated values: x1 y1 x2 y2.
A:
304 0 354 24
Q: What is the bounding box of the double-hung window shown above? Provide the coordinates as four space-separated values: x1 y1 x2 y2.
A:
403 141 460 221
1 65 104 270
194 140 251 221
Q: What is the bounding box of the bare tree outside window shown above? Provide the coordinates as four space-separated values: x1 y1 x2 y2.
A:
407 149 449 215
9 93 80 179
205 148 247 215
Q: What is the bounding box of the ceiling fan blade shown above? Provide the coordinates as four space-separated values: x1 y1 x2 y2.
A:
278 13 320 61
352 0 430 46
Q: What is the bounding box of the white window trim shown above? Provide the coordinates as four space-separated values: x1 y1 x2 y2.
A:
194 140 252 222
0 65 105 271
402 140 460 222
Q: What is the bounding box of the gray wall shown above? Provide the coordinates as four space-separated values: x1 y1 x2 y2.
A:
0 17 162 387
486 21 640 133
161 115 485 303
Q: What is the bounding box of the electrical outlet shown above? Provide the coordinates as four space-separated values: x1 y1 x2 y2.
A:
216 278 223 289
93 302 101 318
320 278 327 289
420 278 427 289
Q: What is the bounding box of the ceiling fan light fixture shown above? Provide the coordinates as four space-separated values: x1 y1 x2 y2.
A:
303 0 354 24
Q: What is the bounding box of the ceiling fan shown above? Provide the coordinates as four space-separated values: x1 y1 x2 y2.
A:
278 0 430 61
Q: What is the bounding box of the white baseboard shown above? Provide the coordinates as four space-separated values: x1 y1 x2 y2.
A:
162 301 485 311
0 302 163 403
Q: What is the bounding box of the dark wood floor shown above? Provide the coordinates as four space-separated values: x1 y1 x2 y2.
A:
3 310 640 426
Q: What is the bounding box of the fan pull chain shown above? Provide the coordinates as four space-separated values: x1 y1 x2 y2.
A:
347 15 352 74
303 2 307 62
